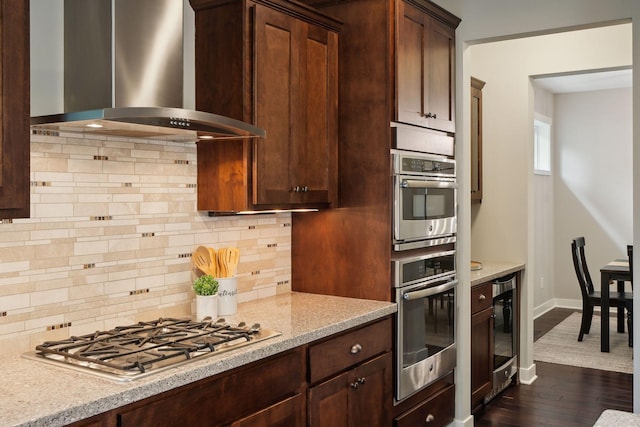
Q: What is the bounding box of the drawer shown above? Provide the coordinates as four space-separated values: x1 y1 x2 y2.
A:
471 282 492 314
308 317 392 384
394 384 455 427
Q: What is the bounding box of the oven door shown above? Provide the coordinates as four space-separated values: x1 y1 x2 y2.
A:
395 276 457 401
393 175 457 250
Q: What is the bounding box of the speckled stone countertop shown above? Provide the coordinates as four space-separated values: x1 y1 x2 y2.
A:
1 292 396 427
594 409 640 426
470 261 525 286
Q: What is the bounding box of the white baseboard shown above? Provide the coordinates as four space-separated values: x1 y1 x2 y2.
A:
449 414 474 427
534 298 581 319
519 362 538 384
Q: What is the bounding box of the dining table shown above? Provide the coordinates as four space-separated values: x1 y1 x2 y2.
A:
600 259 631 352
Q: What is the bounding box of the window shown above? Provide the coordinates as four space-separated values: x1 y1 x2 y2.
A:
534 115 551 175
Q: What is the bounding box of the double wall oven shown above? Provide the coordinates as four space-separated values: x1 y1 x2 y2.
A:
391 148 458 402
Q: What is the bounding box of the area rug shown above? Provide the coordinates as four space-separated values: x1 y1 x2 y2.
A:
534 312 633 374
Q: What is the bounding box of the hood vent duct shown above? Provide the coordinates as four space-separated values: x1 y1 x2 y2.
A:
30 0 264 141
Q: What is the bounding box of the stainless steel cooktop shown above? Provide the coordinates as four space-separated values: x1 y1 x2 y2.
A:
22 317 281 382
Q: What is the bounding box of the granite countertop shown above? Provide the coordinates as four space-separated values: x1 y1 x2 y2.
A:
470 261 525 286
1 292 397 427
594 409 640 426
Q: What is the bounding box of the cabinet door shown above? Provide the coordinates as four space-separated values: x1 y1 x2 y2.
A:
297 23 338 206
232 393 305 427
350 352 392 427
253 4 337 207
254 4 300 206
471 305 494 411
396 0 455 133
0 0 29 219
308 352 392 427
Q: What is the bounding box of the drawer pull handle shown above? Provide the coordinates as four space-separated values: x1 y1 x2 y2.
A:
479 294 486 301
350 344 362 354
425 414 435 423
349 377 366 389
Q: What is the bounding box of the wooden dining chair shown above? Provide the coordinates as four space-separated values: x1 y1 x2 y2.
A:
627 244 634 346
571 237 633 342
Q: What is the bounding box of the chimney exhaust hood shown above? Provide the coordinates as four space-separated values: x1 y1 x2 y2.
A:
30 0 265 142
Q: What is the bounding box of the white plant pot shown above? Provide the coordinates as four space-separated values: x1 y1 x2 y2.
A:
196 294 218 321
216 277 238 315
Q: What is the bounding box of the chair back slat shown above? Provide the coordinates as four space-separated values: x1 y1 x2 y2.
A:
572 237 594 297
628 244 634 287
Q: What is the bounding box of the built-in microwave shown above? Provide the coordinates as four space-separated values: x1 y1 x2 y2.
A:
392 150 457 251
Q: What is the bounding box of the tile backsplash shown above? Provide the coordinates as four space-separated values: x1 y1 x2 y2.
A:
0 133 291 354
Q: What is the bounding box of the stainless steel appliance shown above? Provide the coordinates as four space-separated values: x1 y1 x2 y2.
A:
392 250 457 401
392 150 457 251
23 317 281 382
485 273 518 403
30 0 264 142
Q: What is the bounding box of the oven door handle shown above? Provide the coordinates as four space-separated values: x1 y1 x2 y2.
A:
401 179 458 189
403 279 458 300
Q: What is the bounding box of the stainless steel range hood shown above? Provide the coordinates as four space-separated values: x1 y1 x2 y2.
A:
30 0 264 142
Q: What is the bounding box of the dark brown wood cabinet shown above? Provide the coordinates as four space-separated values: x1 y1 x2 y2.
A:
0 0 30 219
471 77 485 202
471 282 494 412
190 0 339 212
396 0 456 133
67 317 394 427
308 318 393 426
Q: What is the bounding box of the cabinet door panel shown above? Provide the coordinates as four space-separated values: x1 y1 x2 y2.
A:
0 0 29 219
471 305 494 409
351 352 392 427
308 371 350 427
425 19 455 133
396 2 425 127
232 393 305 427
254 5 299 205
300 26 337 204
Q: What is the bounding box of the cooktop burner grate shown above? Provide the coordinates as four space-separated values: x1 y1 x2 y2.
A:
23 317 281 381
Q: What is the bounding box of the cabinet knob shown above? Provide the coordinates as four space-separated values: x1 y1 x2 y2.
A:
425 112 437 119
478 294 486 301
302 186 308 192
357 377 366 385
425 414 435 423
350 343 362 354
350 381 359 389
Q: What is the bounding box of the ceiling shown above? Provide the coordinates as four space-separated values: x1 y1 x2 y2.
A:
533 69 632 94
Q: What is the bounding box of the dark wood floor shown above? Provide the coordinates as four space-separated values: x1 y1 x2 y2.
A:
474 308 633 426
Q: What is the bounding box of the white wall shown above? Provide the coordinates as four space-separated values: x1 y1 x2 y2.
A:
554 88 633 301
457 20 635 426
532 86 554 314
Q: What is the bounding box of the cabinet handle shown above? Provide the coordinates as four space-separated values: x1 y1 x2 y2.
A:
349 377 366 389
478 294 486 301
425 112 437 119
425 414 435 423
350 343 362 354
302 186 308 192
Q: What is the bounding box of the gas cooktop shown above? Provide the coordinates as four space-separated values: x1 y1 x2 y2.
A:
22 317 281 382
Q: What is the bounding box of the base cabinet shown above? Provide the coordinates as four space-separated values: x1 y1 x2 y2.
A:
471 282 494 412
68 317 393 427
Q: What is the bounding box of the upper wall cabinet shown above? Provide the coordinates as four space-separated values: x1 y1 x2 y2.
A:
0 0 30 219
396 0 456 134
190 0 340 213
471 77 485 202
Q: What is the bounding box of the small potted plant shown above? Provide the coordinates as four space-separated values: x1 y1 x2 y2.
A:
193 275 219 321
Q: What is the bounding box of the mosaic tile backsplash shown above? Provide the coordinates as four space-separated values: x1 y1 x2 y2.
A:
0 133 292 354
